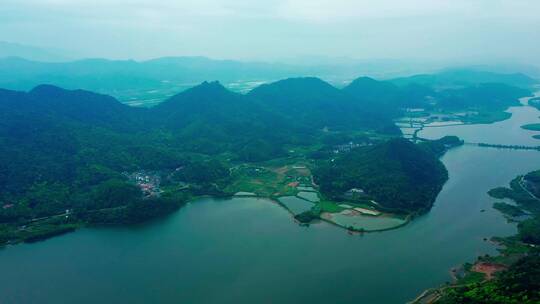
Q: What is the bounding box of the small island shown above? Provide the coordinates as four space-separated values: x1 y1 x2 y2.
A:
528 96 540 110
521 123 540 131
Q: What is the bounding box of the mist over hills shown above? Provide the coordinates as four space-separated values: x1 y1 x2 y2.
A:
0 42 71 62
0 56 303 92
389 68 538 89
0 54 537 108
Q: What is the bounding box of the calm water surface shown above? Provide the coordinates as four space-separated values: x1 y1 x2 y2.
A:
1 103 540 304
420 95 540 145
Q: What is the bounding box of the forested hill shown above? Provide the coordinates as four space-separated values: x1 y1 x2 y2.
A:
0 84 140 122
343 76 401 102
342 76 403 115
0 79 401 201
248 77 400 133
0 86 155 194
26 84 146 129
436 83 530 110
151 81 305 159
313 137 458 213
344 75 533 112
154 81 293 133
0 75 524 207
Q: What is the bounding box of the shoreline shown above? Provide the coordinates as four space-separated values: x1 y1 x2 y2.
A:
230 193 412 233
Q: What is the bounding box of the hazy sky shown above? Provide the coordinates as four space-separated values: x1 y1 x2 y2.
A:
1 0 540 64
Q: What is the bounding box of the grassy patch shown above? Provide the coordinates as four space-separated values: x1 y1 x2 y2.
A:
224 163 314 197
493 202 526 218
319 200 345 213
461 110 512 124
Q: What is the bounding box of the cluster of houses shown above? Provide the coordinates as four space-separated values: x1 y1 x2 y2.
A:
124 171 162 198
333 141 371 154
343 188 365 199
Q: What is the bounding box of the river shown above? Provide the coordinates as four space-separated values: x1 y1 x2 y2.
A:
1 99 540 304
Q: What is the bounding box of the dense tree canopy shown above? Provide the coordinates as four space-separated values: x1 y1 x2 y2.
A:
313 138 455 213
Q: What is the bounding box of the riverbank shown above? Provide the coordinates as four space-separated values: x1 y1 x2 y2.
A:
400 93 540 142
397 108 514 141
229 169 410 233
405 97 540 304
3 139 540 304
410 169 540 304
0 136 452 248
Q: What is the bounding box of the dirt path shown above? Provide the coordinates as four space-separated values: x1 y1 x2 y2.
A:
29 206 127 223
408 284 470 304
519 176 540 201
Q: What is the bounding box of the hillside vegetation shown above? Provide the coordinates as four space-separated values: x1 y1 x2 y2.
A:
0 68 531 244
313 137 460 213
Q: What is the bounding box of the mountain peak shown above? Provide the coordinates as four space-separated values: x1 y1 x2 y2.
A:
265 77 330 87
199 80 224 89
344 76 399 94
27 84 126 113
349 76 378 85
155 80 239 112
248 77 339 99
181 80 229 96
29 84 66 96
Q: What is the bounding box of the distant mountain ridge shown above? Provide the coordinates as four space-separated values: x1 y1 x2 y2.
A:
0 41 71 62
389 68 538 89
0 56 537 108
0 56 299 92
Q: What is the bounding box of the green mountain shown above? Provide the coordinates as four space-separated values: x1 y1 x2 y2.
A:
0 79 460 243
313 138 451 213
342 76 433 111
436 83 531 110
0 85 151 195
343 76 399 113
152 81 299 160
0 56 299 93
346 74 532 112
248 77 399 133
343 76 401 101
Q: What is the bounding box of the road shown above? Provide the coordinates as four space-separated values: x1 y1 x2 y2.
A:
518 175 540 201
28 206 128 224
